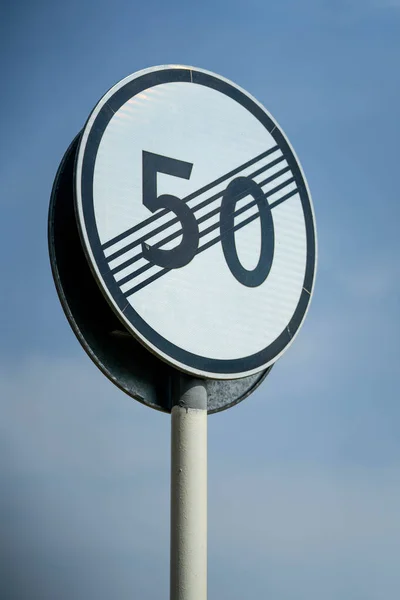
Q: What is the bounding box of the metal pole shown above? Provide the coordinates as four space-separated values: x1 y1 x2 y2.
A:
170 375 207 600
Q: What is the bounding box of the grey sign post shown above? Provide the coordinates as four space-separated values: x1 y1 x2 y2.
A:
49 65 317 600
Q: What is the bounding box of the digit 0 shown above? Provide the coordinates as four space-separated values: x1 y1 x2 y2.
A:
219 177 274 287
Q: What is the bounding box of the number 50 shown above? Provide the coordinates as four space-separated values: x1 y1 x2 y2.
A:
142 151 274 287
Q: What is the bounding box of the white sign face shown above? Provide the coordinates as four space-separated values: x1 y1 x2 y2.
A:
75 66 316 379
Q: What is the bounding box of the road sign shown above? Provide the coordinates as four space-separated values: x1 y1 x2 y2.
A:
49 134 272 413
75 66 316 379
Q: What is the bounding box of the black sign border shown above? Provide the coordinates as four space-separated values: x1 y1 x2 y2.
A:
76 67 316 377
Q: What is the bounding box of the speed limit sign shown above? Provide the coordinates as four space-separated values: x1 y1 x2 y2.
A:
75 65 316 379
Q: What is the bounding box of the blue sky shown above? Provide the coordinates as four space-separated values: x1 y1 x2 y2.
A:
1 1 400 598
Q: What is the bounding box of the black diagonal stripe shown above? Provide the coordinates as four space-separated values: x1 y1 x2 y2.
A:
121 187 299 297
102 145 280 251
107 156 290 268
117 191 262 287
124 267 170 297
123 210 263 298
105 153 285 263
269 187 300 209
114 176 295 287
110 164 292 276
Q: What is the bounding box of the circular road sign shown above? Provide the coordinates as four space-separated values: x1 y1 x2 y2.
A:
49 135 272 414
75 65 316 379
